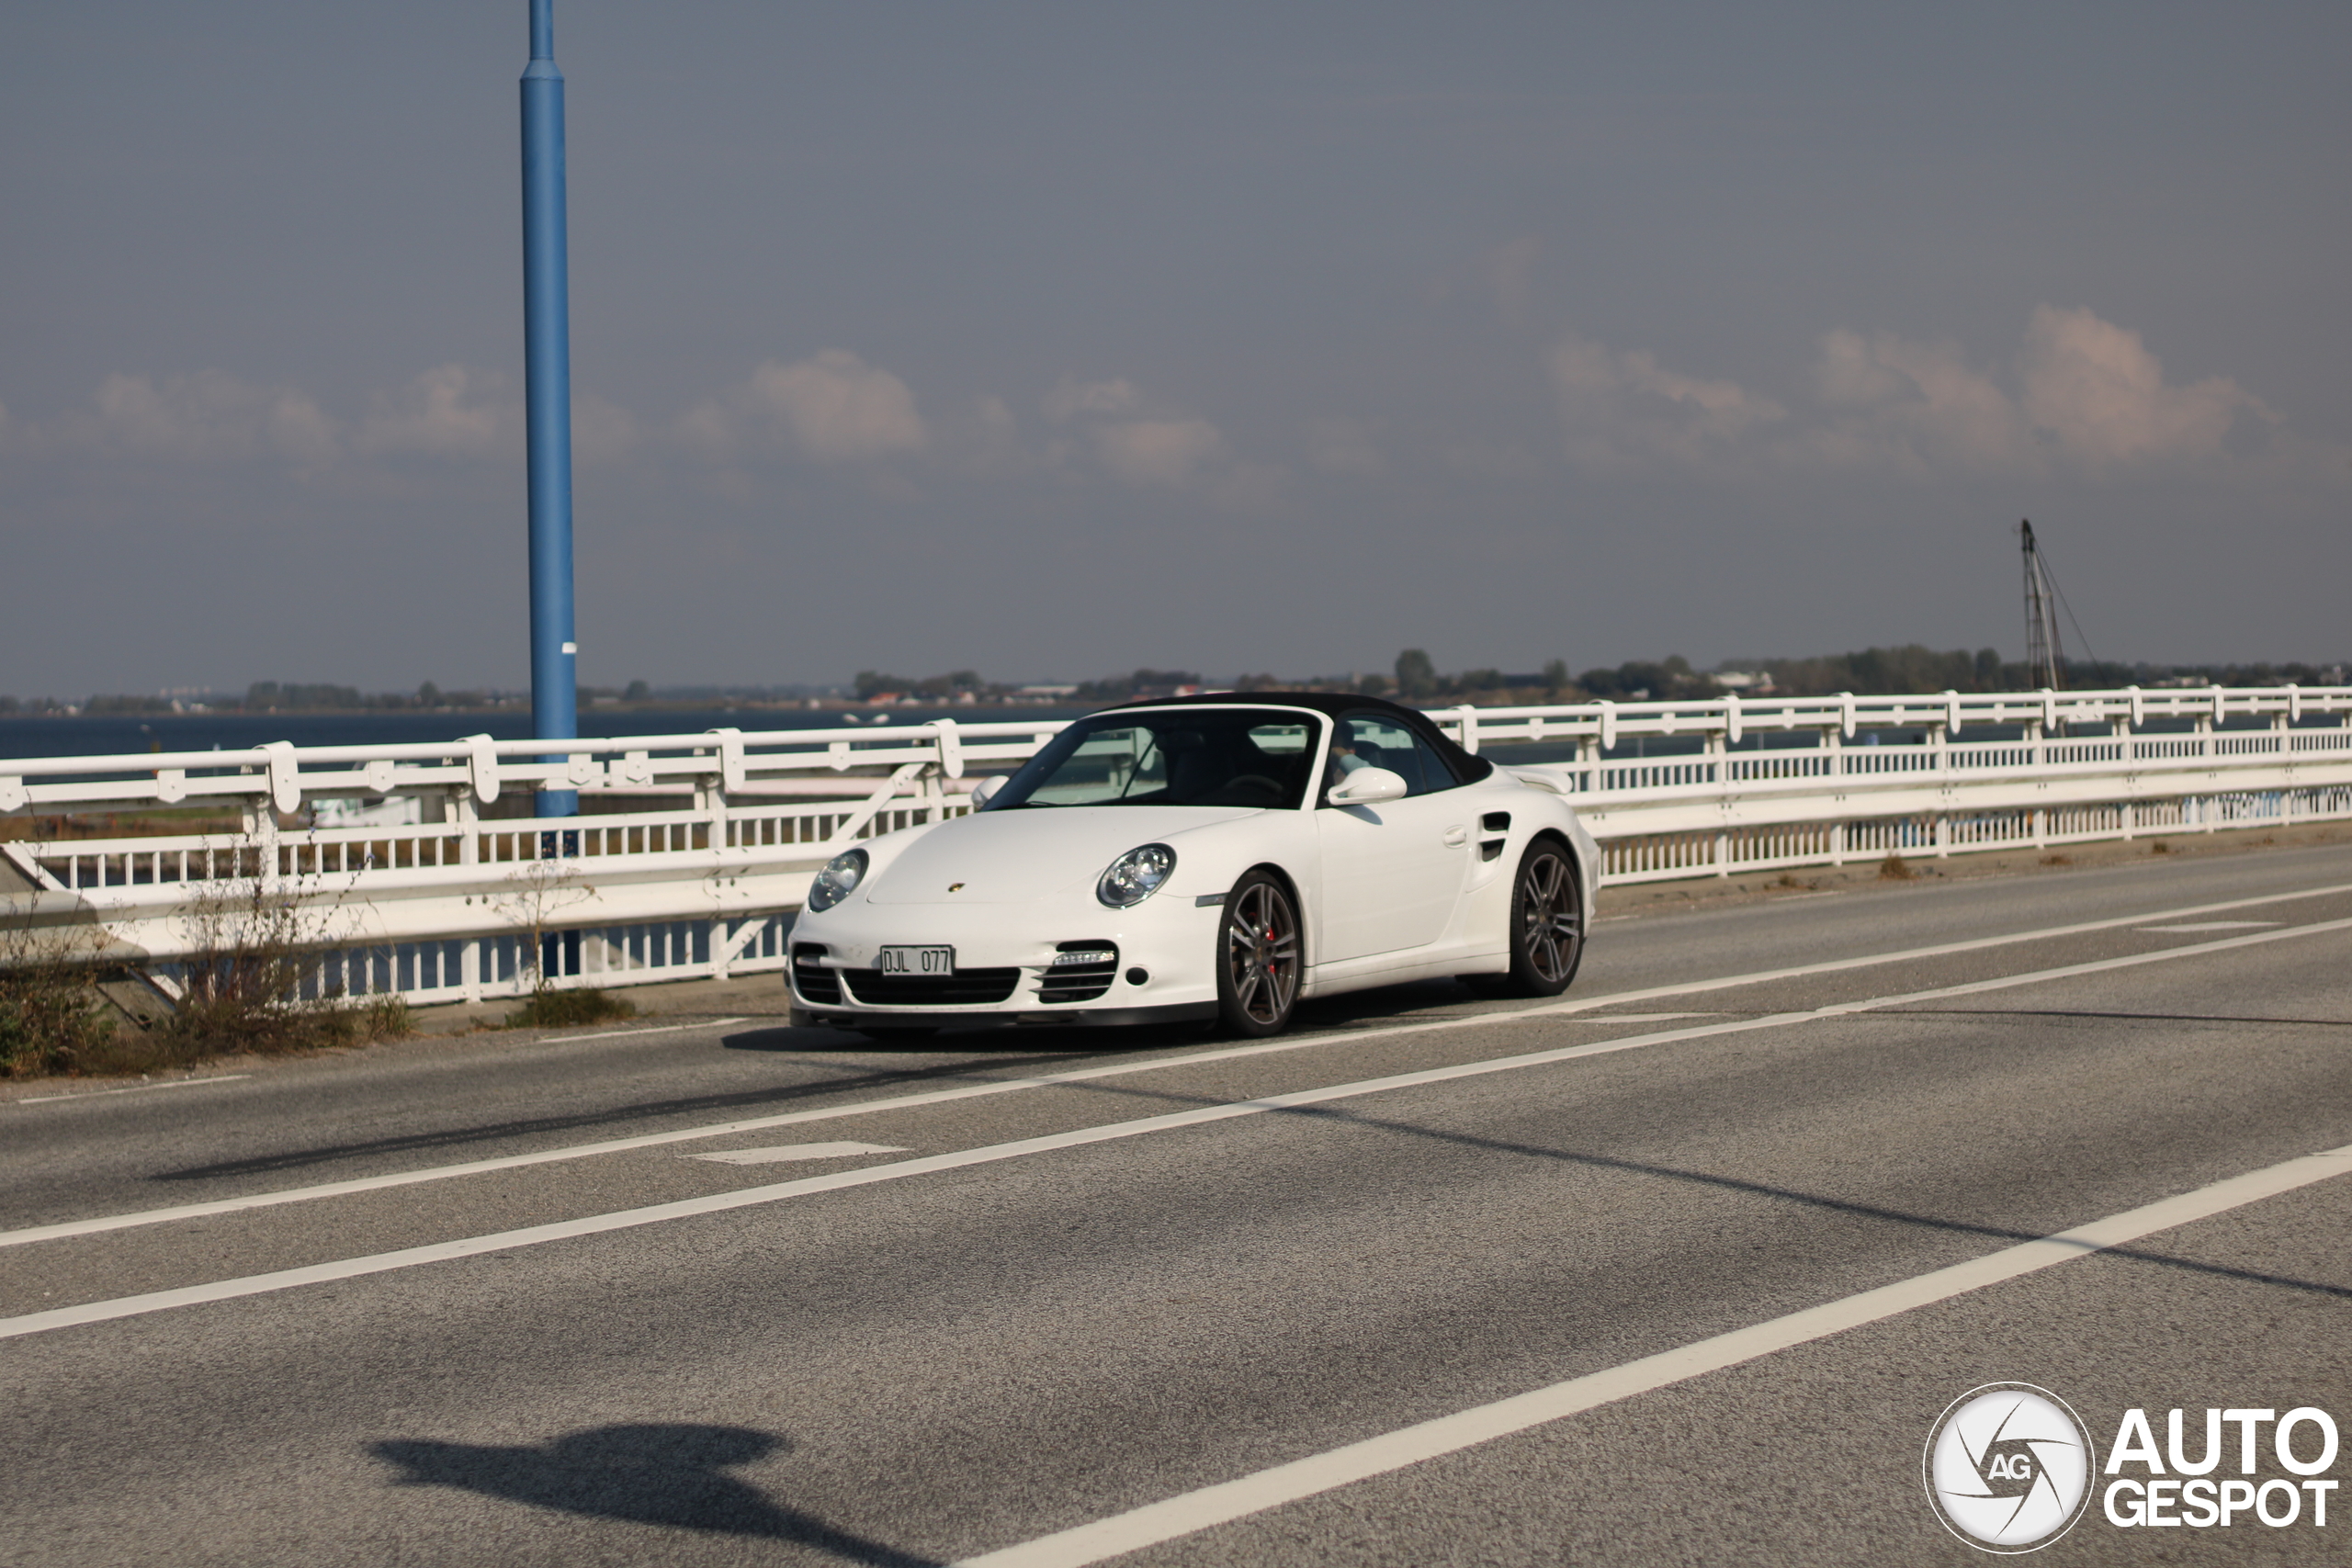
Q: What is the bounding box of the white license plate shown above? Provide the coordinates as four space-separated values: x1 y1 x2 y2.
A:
876 945 955 976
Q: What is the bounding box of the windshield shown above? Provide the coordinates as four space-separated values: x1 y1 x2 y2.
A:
985 708 1319 810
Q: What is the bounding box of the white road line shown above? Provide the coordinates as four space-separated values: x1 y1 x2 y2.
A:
951 1140 2352 1568
5 882 2349 1251
1532 880 2352 1017
16 1076 251 1106
2136 921 2280 932
688 1142 909 1165
5 913 2346 1343
535 1015 751 1043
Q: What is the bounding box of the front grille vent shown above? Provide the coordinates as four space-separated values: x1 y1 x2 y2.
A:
840 967 1023 1006
791 943 842 1005
1038 941 1120 1004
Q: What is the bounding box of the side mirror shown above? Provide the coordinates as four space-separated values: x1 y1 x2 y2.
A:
1326 766 1408 807
968 774 1005 808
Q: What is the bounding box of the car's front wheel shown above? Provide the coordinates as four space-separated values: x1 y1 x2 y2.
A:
1216 871 1301 1036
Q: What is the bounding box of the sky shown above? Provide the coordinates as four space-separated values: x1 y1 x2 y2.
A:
2 1 2346 696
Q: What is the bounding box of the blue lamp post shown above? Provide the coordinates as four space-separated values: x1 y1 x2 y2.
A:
522 0 578 818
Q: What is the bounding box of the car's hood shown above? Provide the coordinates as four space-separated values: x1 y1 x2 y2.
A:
861 806 1260 906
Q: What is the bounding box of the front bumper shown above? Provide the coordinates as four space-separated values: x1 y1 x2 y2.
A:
787 888 1223 1027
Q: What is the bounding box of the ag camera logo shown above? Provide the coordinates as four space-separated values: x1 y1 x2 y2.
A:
1923 1383 2095 1552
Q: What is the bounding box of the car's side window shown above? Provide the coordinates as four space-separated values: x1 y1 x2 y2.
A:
1404 731 1462 795
1329 713 1461 798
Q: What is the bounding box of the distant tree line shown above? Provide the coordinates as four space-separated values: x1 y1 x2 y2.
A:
5 652 2344 722
1743 649 2346 697
1290 648 2349 705
853 669 986 702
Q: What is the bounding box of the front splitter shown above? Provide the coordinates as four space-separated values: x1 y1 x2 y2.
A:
789 1001 1218 1032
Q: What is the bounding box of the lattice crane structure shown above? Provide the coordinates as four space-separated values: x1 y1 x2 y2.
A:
2020 520 2067 690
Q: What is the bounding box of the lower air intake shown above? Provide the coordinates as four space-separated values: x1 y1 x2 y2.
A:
840 968 1023 1006
791 943 842 1005
1039 942 1120 1003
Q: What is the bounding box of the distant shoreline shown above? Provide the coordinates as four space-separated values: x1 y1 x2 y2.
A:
0 705 1095 764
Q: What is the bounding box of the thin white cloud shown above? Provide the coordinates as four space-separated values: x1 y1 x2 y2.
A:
357 364 513 457
8 364 634 471
1091 418 1225 488
1808 330 2032 475
1043 377 1141 423
1042 373 1250 494
932 394 1027 477
56 370 341 465
756 351 927 462
2015 305 2265 469
1550 335 1787 468
1552 307 2289 481
681 351 927 463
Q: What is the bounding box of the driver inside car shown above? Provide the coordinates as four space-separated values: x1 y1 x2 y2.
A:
1326 723 1393 791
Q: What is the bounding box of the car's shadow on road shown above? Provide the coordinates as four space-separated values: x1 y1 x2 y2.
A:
719 976 1487 1057
167 983 1509 1186
371 1423 943 1565
157 1045 1112 1183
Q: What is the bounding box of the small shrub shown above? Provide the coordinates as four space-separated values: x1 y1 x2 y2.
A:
1878 852 1916 881
0 964 118 1077
4 870 420 1082
504 988 637 1030
155 984 361 1064
360 995 413 1041
2040 853 2073 866
1773 872 1804 889
2149 840 2170 854
141 875 390 1069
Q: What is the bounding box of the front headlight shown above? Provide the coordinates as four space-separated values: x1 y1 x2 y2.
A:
1097 842 1175 908
807 847 869 913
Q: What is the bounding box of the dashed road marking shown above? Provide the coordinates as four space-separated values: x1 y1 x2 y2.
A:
17 1076 251 1106
688 1142 909 1165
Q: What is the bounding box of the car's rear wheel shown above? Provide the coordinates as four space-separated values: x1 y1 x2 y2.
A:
1498 837 1582 996
1216 872 1301 1036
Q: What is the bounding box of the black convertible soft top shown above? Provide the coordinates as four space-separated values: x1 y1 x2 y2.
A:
1102 691 1494 784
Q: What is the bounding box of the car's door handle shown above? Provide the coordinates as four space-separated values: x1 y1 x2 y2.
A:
1442 826 1468 847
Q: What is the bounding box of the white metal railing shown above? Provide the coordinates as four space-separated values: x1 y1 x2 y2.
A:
5 686 2350 1007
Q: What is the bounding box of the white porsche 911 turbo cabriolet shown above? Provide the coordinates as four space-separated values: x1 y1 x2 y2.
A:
787 693 1598 1039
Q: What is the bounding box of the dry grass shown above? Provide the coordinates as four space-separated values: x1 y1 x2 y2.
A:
2040 853 2074 866
1878 852 1916 881
1 969 413 1081
503 988 637 1030
3 870 414 1082
0 963 119 1077
2149 839 2171 854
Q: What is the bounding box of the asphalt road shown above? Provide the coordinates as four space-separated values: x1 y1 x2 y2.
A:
4 847 2348 1566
